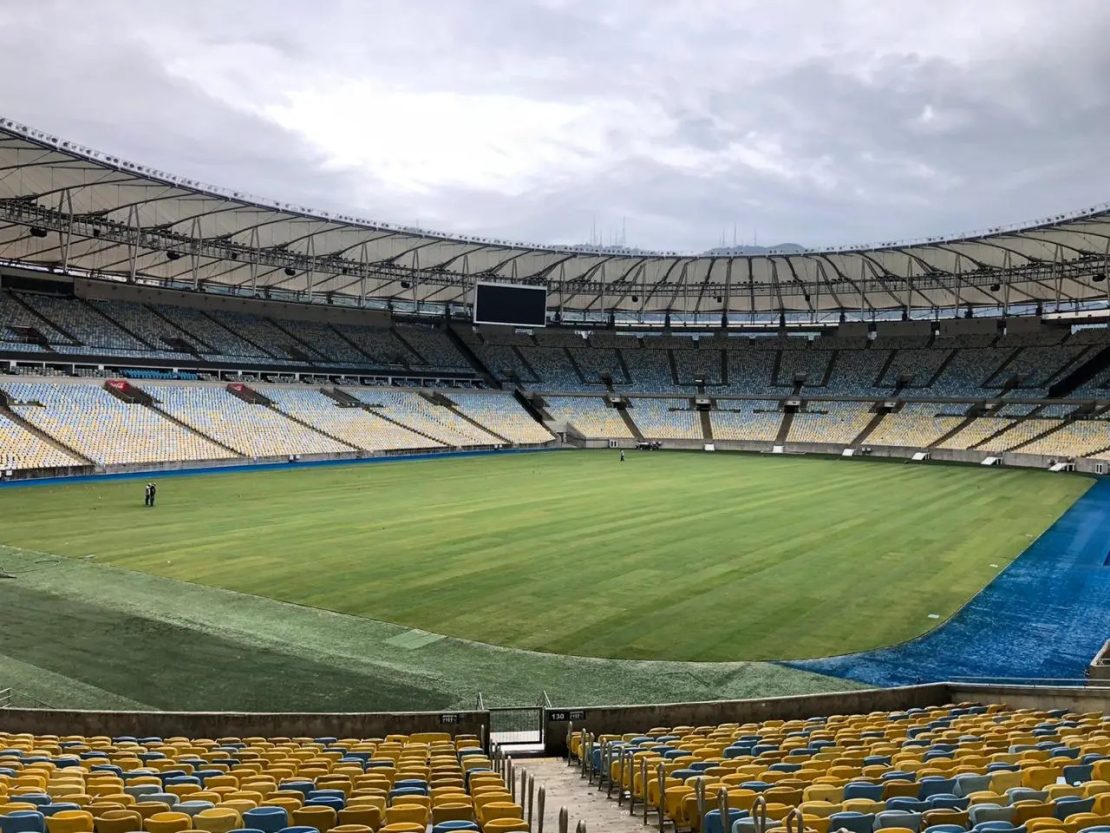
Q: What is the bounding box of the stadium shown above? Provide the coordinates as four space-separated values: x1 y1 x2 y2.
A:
2 5 1110 830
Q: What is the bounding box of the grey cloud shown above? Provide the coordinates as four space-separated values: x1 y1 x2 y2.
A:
0 1 1108 252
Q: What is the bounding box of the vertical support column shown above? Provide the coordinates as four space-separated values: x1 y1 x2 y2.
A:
190 217 202 291
249 227 261 296
723 257 733 328
58 189 74 274
952 254 963 320
305 234 316 303
126 204 140 283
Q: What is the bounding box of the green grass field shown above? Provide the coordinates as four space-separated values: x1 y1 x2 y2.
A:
0 451 1088 673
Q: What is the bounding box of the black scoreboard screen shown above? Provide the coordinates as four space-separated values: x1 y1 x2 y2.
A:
473 282 547 328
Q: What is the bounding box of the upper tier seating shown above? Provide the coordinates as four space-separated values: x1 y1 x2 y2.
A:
447 392 554 444
777 350 832 388
517 347 581 390
575 702 1110 833
395 323 471 371
0 730 522 832
824 350 891 396
15 293 147 352
570 347 628 385
726 350 779 395
0 411 85 471
627 398 702 439
146 384 350 458
83 300 195 359
621 348 681 394
2 383 233 465
147 304 275 361
263 387 440 451
331 324 417 367
203 312 328 363
0 291 73 346
545 396 633 438
709 400 783 441
473 344 540 384
673 349 725 386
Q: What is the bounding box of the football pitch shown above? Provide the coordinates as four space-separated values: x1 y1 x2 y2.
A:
1 450 1088 661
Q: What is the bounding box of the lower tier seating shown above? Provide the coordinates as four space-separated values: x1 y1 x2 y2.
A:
2 383 234 466
573 702 1110 833
0 730 529 832
0 411 85 471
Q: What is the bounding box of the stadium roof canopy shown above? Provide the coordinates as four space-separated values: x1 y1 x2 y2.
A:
1 117 1109 321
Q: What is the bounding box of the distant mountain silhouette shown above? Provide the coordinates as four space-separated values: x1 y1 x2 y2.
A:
702 243 807 255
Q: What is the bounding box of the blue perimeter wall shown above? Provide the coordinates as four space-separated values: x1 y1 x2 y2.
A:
0 446 561 489
785 477 1110 686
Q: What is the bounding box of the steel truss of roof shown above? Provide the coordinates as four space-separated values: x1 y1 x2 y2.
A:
1 117 1109 317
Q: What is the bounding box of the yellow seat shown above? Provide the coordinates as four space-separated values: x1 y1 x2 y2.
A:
46 810 96 833
336 806 380 829
378 824 423 833
483 820 529 832
290 805 336 833
191 808 240 833
143 812 192 833
431 803 474 825
94 810 143 833
382 805 428 828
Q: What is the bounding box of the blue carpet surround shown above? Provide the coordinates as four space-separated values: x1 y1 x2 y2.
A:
786 477 1110 686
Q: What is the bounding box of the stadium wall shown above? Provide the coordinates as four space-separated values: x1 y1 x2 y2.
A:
0 707 489 742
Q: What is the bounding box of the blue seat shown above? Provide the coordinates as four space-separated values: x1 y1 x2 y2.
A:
1055 797 1095 819
845 782 884 801
969 806 1015 826
920 779 958 799
279 781 316 798
876 810 923 832
955 775 993 797
886 799 929 813
177 801 215 817
1006 789 1047 804
1064 764 1094 784
243 807 289 833
147 793 179 806
925 826 968 833
13 797 49 809
0 812 45 833
828 812 876 833
702 808 746 833
276 827 319 833
432 823 481 833
927 796 969 810
38 806 80 818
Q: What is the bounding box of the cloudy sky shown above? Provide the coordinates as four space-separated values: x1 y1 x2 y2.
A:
1 0 1108 252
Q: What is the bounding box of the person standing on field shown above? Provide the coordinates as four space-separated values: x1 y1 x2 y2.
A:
144 482 152 507
149 482 157 507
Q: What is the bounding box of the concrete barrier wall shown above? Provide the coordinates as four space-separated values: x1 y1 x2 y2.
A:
0 708 490 742
542 684 950 755
949 684 1110 714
